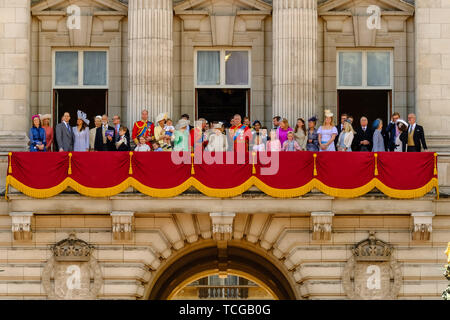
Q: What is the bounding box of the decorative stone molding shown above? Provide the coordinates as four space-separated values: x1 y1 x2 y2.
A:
411 212 434 241
9 212 33 241
311 212 334 241
342 232 402 300
42 233 102 300
210 212 235 241
111 211 134 241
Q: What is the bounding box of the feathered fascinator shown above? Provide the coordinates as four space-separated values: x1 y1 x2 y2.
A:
77 110 90 125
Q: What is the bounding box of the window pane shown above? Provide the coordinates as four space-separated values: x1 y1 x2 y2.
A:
367 52 390 86
197 51 220 85
225 51 248 85
83 51 107 86
55 51 78 86
338 52 362 86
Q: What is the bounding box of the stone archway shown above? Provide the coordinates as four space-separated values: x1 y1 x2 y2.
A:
146 240 299 300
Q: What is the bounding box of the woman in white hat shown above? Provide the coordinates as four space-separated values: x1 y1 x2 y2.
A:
154 112 168 148
40 114 53 152
73 110 90 152
394 119 408 152
207 123 228 152
90 115 102 151
172 119 190 151
318 109 338 151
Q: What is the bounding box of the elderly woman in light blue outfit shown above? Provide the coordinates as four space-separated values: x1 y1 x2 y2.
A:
372 118 385 152
317 109 338 151
172 119 190 151
73 110 90 151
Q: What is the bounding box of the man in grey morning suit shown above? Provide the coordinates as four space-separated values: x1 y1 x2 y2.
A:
55 112 74 152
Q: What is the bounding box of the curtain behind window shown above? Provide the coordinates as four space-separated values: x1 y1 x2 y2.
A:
197 51 220 85
55 51 78 86
83 51 107 86
339 52 362 86
225 51 248 85
367 52 390 86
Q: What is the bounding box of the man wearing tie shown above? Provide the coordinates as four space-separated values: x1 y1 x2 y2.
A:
407 113 427 152
353 116 373 152
55 112 74 152
112 115 130 145
94 114 116 151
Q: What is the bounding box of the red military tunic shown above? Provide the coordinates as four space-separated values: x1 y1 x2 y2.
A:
229 123 251 151
132 120 155 147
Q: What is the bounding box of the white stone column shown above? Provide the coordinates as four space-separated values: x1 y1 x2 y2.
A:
415 0 450 152
128 0 173 125
272 0 317 125
0 0 31 151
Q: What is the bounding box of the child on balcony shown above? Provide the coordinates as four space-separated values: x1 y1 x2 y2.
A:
282 131 301 151
115 126 130 151
266 130 281 151
134 136 151 152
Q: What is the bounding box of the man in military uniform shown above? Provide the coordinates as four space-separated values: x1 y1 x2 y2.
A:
132 109 155 147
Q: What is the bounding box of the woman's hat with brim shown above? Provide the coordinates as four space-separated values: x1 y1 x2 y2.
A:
324 109 334 118
213 123 222 129
40 114 51 121
156 112 168 123
176 119 190 130
31 114 40 121
396 119 408 127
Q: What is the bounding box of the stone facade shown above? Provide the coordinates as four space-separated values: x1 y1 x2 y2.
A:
0 0 449 300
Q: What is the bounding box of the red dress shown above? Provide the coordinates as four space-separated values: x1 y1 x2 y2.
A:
229 124 251 151
43 126 54 151
132 120 155 147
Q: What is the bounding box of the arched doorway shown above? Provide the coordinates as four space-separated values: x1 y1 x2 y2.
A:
147 241 298 300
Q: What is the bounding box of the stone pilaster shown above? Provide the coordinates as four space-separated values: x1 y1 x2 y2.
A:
0 0 31 151
128 0 173 126
272 0 317 125
415 0 450 152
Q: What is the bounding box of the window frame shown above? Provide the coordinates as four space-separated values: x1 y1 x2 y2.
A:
194 48 252 89
336 49 393 90
52 48 109 89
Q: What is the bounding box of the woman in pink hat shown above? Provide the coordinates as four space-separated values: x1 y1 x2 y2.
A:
29 114 46 152
40 114 53 151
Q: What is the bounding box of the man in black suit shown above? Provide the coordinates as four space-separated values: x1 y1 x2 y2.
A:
353 116 373 151
335 113 347 148
386 112 401 151
406 113 427 152
94 114 116 151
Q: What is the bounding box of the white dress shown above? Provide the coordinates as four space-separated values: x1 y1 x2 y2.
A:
135 144 151 152
394 135 403 152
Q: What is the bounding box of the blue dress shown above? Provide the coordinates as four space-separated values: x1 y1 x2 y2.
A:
29 127 46 152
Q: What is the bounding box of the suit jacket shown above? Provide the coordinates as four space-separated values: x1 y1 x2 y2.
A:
353 127 373 151
94 125 116 151
334 124 343 148
386 121 397 151
407 124 427 152
55 122 74 152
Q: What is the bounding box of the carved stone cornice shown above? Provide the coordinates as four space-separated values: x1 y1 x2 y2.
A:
411 212 434 241
9 212 33 241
